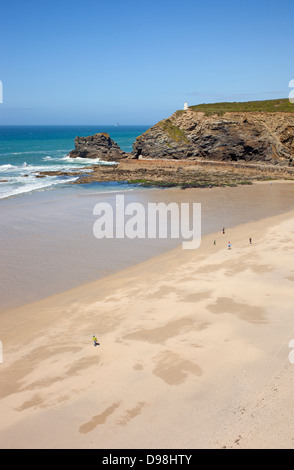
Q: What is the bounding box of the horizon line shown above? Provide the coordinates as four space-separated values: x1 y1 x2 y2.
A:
0 123 153 127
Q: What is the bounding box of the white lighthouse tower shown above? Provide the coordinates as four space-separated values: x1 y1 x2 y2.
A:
183 102 188 110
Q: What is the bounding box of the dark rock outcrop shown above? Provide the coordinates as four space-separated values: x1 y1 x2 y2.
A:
132 109 294 165
68 132 129 161
39 102 294 188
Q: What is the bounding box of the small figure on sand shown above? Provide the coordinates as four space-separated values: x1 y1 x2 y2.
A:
92 335 100 347
222 227 225 235
213 240 216 245
227 241 231 250
249 237 252 244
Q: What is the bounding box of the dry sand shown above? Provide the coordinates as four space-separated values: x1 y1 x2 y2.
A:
0 208 294 448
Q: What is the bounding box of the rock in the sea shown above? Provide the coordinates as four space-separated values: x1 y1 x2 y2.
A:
68 132 129 162
132 106 294 165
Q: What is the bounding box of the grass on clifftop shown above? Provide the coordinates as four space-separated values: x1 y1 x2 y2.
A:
187 98 294 116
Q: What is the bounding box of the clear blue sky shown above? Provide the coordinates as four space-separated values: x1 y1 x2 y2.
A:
0 0 293 125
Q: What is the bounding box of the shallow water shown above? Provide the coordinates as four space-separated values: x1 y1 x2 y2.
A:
0 125 149 200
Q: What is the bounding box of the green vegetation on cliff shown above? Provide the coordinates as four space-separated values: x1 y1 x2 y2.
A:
187 98 294 116
158 118 189 143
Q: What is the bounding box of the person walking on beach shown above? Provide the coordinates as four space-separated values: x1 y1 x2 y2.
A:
228 241 231 250
249 237 252 244
92 335 100 347
222 227 225 235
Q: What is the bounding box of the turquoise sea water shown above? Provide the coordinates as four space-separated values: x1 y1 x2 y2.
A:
0 125 149 199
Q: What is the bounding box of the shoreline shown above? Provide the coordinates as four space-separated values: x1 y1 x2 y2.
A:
2 181 294 312
1 205 294 448
2 203 294 317
36 157 294 189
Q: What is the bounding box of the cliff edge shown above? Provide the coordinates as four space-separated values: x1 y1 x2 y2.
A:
68 132 128 161
132 99 294 165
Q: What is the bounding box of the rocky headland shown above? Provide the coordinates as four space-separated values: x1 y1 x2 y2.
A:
37 99 294 188
132 99 294 164
68 132 128 161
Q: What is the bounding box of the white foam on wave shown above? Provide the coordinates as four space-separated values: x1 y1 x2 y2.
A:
0 164 14 172
61 155 102 164
0 151 115 200
0 175 79 200
61 156 73 161
72 157 101 163
61 155 116 164
0 160 93 178
0 163 32 173
8 161 75 173
99 161 117 166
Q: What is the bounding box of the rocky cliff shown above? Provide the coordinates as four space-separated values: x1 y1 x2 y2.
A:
42 100 294 187
68 132 128 161
67 100 294 167
132 103 294 165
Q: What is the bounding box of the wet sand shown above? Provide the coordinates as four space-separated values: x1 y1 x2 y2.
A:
0 182 294 448
1 181 294 311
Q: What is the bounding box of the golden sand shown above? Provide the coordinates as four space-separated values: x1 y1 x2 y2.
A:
0 208 294 448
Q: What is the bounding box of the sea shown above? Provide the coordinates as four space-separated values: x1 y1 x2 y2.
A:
0 125 149 200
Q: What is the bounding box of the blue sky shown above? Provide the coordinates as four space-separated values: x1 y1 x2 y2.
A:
0 0 293 125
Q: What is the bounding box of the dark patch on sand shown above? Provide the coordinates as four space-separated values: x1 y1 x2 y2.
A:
207 297 267 323
79 402 120 433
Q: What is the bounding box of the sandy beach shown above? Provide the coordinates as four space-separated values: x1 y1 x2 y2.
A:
1 181 294 312
1 183 294 449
